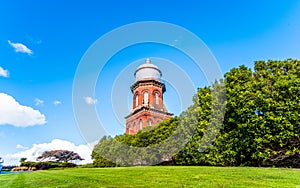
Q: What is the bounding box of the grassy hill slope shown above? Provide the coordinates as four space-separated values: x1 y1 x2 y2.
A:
1 166 300 187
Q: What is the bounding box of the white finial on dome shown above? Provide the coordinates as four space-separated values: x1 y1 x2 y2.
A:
146 58 151 64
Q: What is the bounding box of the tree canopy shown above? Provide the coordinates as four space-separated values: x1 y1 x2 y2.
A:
19 157 27 163
37 150 84 163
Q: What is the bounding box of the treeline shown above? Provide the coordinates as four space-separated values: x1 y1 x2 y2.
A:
92 59 300 167
20 161 76 170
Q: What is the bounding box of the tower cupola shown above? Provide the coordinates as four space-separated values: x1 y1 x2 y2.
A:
134 58 162 81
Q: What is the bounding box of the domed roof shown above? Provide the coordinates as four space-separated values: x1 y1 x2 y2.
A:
134 58 162 81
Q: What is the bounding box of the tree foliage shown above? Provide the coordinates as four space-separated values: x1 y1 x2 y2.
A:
92 59 300 167
37 150 84 163
21 161 76 170
19 157 27 163
92 118 180 166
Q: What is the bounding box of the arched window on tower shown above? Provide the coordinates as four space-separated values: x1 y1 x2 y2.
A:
144 92 148 104
147 119 152 126
139 119 143 130
135 94 139 107
127 124 131 134
133 122 136 133
155 92 159 105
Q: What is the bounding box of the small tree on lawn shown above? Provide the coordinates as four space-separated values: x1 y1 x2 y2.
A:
37 150 84 163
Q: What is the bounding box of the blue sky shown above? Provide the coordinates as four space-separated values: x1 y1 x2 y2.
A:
0 1 300 165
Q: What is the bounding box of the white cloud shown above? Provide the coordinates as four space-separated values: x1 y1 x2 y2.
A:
0 66 9 78
3 139 95 166
8 40 33 55
53 100 61 106
0 93 46 127
16 144 29 149
35 98 44 106
84 96 97 105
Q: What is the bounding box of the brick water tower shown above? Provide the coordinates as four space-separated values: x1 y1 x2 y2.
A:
125 58 173 134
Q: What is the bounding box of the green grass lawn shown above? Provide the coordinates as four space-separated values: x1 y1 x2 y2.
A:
1 166 300 187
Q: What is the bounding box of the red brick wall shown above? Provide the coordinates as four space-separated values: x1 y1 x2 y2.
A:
125 80 172 135
125 109 172 134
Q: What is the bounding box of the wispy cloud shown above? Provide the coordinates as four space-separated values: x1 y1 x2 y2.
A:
27 35 42 45
84 96 97 105
8 40 33 55
35 98 44 106
0 93 46 127
16 144 29 149
53 100 61 106
0 66 9 78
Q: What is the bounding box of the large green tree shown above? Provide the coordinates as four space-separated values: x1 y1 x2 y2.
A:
204 59 300 166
